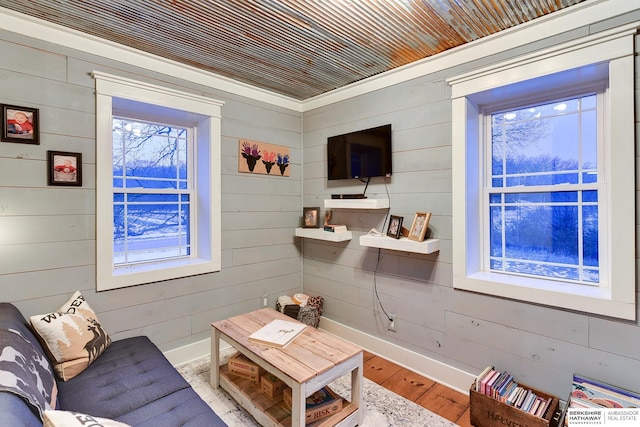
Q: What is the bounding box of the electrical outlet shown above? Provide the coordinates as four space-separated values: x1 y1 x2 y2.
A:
387 314 397 332
262 294 269 308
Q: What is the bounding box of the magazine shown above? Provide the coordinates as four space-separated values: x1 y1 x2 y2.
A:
571 375 640 408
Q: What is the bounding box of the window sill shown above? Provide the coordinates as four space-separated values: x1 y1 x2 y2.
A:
455 272 635 320
99 257 220 290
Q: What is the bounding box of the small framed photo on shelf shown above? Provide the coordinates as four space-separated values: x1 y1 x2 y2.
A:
2 104 39 145
408 212 431 242
303 207 320 228
387 215 403 239
48 151 82 186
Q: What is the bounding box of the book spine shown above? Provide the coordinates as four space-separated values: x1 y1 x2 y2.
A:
484 371 500 396
324 225 347 232
481 370 497 395
475 366 494 392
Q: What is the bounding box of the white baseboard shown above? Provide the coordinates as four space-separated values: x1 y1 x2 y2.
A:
164 318 475 395
164 337 235 366
318 317 475 395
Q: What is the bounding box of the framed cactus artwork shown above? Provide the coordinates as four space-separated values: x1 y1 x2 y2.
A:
238 139 290 176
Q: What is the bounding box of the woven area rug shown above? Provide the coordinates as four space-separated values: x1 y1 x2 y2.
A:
176 356 457 427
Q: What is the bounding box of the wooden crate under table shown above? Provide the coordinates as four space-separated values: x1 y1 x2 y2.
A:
228 351 264 382
221 365 354 427
283 386 343 424
261 373 286 399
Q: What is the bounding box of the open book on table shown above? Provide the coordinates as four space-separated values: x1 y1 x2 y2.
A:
248 319 306 348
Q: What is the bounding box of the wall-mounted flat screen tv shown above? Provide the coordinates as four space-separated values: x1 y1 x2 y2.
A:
327 124 392 180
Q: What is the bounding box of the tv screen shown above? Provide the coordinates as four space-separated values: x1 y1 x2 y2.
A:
327 124 392 180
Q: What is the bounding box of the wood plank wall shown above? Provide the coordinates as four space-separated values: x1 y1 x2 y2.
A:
2 6 640 404
301 18 640 399
0 30 303 352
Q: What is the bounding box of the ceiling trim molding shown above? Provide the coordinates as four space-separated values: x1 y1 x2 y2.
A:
0 6 304 112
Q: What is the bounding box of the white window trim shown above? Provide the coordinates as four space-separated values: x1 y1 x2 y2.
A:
93 72 224 291
447 25 637 320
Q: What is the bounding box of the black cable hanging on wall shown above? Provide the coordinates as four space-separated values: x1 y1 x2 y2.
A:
373 178 393 324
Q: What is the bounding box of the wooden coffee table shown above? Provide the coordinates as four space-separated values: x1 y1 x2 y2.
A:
210 308 363 427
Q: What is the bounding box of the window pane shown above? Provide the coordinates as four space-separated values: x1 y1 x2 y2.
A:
112 119 188 190
113 198 190 265
583 190 598 203
582 110 597 170
490 206 503 257
505 192 577 204
505 173 579 187
489 188 598 284
501 205 577 264
583 205 599 267
492 95 597 188
583 269 599 283
505 114 579 175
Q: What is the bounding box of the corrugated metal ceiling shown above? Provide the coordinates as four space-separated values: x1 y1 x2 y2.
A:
0 0 585 100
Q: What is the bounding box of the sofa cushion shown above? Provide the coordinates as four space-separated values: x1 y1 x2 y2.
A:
56 335 227 426
0 302 58 420
116 387 227 427
56 336 189 418
30 291 112 381
44 410 131 427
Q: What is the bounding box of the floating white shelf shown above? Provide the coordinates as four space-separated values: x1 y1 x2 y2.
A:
359 234 440 254
324 198 390 209
295 227 352 242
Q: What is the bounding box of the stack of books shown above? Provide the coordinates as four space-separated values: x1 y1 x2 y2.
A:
559 375 640 426
475 366 554 418
323 224 347 233
569 374 640 409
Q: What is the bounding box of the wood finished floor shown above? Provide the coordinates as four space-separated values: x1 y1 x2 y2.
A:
363 351 472 426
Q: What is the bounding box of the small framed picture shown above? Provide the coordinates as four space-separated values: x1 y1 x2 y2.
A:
2 104 39 144
387 215 403 239
48 151 82 186
303 207 320 228
408 212 432 242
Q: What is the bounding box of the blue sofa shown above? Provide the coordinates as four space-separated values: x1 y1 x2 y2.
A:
0 302 226 427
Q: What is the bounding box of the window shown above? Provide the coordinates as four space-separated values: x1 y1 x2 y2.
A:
112 118 192 266
487 93 601 285
93 72 224 291
448 27 636 319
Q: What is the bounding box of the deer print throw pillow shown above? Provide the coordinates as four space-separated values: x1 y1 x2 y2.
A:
30 291 112 381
